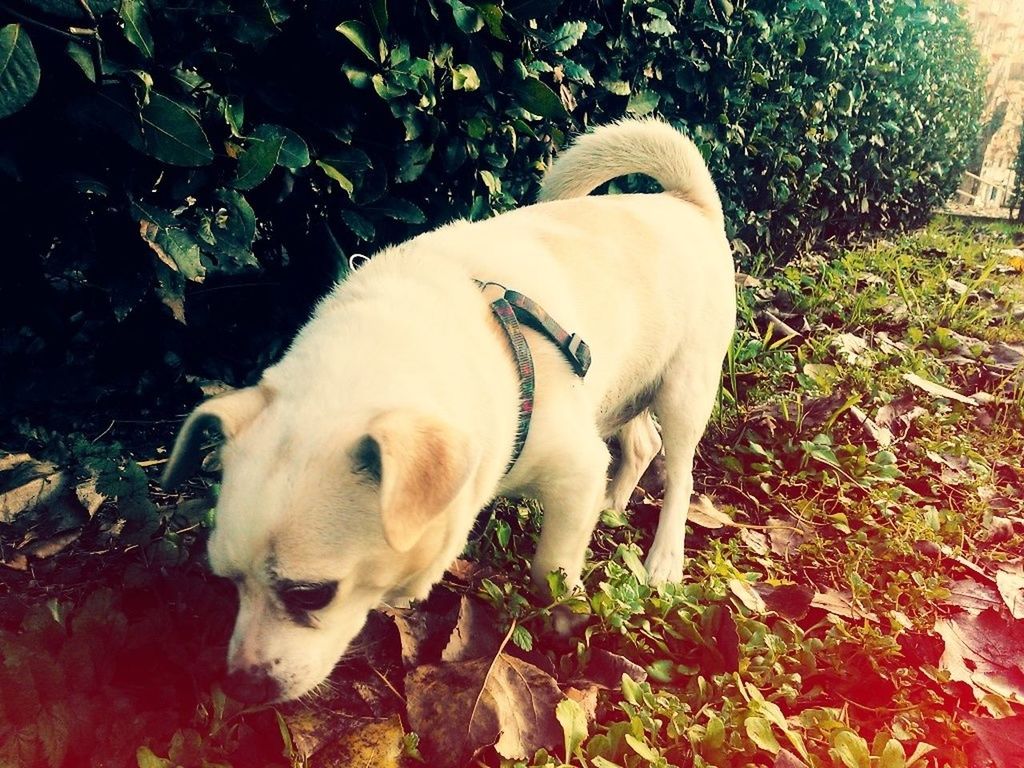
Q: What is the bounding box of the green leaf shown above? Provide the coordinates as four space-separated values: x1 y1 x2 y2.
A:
21 0 118 18
137 92 212 165
495 519 511 548
510 77 569 119
620 547 648 584
336 21 378 63
395 142 433 182
624 734 660 762
511 623 533 652
452 63 480 91
136 746 172 768
620 673 642 705
836 88 854 116
252 124 309 170
222 94 245 136
120 0 154 59
233 133 284 191
134 202 205 282
703 715 725 749
317 160 355 194
448 0 484 33
601 79 631 96
626 89 660 117
555 698 588 759
100 88 214 166
745 716 781 754
832 731 871 768
879 739 906 768
562 59 593 86
0 25 41 119
66 41 96 82
206 189 258 269
154 262 186 323
370 0 389 35
549 20 587 52
340 209 375 241
477 3 506 39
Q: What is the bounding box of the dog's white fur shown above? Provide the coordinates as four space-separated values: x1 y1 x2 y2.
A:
163 119 735 702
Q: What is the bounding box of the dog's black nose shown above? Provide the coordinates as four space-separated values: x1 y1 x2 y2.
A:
223 667 281 704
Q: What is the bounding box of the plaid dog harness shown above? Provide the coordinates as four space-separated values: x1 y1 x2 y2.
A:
480 282 592 473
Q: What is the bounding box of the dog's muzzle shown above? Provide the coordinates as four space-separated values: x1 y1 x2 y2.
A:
223 665 281 704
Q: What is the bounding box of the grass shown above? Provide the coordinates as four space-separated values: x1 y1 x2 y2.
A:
1 216 1023 768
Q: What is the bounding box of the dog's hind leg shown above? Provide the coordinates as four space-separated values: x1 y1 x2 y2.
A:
603 411 662 513
645 356 721 584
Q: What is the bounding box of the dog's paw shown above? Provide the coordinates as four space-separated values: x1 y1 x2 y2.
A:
644 542 684 585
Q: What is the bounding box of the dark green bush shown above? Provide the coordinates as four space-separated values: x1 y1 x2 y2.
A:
552 0 984 256
0 0 983 417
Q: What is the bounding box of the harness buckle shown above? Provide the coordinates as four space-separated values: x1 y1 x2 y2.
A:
565 333 591 377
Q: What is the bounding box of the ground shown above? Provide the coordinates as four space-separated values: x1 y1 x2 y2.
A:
1 216 1023 768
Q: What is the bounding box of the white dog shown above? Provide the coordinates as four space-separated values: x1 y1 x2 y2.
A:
162 119 735 703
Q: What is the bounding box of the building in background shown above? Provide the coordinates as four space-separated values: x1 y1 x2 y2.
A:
957 0 1024 212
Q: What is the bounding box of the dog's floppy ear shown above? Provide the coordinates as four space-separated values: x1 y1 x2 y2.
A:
162 386 272 490
359 411 472 553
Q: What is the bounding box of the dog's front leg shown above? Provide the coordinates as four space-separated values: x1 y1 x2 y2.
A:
529 433 610 593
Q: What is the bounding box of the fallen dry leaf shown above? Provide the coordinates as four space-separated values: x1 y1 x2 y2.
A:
945 277 969 296
766 516 809 557
286 713 404 768
810 588 879 622
574 648 647 690
688 494 733 529
875 395 928 433
995 564 1024 620
981 515 1016 545
943 579 1004 614
446 558 481 583
849 406 894 447
966 713 1024 768
739 527 770 556
753 583 815 621
833 332 870 365
700 604 740 674
441 596 503 663
19 528 82 559
563 685 598 723
735 272 762 289
935 608 1024 705
0 454 65 524
729 578 767 614
379 590 463 669
874 331 909 355
774 748 810 768
760 310 802 344
902 372 978 406
384 608 436 668
405 653 563 768
988 341 1024 369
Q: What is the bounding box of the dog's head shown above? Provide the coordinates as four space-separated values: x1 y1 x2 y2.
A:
163 385 473 703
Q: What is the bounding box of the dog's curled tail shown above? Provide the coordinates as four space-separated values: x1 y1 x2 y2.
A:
538 118 723 225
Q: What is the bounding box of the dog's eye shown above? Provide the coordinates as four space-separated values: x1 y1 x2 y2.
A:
279 582 338 613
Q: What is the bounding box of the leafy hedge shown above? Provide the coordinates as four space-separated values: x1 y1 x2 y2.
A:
0 0 983 417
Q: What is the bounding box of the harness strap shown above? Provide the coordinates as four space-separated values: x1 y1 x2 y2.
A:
489 296 535 474
503 290 592 377
483 282 592 473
